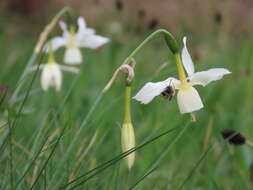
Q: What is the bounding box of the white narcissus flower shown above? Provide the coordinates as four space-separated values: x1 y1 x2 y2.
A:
40 61 79 91
50 16 109 64
41 62 62 91
133 37 231 114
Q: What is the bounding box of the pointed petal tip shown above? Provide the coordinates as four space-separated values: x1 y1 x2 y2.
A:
183 36 187 44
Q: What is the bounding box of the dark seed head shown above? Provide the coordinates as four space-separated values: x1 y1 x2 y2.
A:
221 129 246 145
138 9 146 19
214 11 222 24
148 18 158 30
115 0 123 11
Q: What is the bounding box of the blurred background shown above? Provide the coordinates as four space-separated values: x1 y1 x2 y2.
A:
1 0 253 189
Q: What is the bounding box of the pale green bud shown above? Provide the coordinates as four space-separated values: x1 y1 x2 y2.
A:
121 122 135 169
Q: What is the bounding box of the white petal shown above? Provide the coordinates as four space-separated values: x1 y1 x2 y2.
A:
78 34 109 49
59 21 70 39
64 47 83 64
41 64 52 91
60 65 80 73
77 16 87 30
181 37 195 76
51 64 62 91
76 17 95 41
50 37 66 51
133 78 181 104
59 21 67 31
41 63 62 91
189 68 231 87
177 86 203 114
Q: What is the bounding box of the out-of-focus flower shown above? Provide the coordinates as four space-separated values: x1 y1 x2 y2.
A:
133 37 231 114
49 17 109 64
39 45 79 91
41 62 62 91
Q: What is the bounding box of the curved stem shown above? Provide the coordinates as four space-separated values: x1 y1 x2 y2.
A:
122 29 179 66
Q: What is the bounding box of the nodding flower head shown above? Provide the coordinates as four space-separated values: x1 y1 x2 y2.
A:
133 37 231 114
40 45 79 92
47 16 109 65
41 61 62 91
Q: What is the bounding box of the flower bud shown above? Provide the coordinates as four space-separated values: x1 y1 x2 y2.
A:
121 85 135 169
121 122 135 169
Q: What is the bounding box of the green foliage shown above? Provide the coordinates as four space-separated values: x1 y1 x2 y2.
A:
0 18 253 190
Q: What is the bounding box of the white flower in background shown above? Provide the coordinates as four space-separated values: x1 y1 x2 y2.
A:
49 16 109 64
39 60 79 91
133 37 231 114
41 62 62 91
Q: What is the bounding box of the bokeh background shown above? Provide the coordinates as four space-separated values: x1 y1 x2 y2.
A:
1 0 253 189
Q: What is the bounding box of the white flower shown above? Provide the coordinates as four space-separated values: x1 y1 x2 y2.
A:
40 61 79 91
50 17 109 64
133 37 231 114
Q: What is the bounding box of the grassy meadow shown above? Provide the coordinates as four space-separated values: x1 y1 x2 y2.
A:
1 8 253 190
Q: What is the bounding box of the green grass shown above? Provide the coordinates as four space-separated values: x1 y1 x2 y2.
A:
1 13 253 190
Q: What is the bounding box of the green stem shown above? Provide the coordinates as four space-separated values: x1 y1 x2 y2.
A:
122 29 179 66
175 53 187 83
124 85 132 123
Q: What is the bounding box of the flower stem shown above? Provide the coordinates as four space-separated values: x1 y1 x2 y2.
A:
122 29 179 65
175 53 187 83
124 85 132 123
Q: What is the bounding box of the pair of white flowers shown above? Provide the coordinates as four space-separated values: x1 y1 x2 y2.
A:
41 17 109 91
133 37 231 114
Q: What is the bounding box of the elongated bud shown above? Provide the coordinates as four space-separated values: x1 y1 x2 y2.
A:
121 122 135 169
121 85 135 169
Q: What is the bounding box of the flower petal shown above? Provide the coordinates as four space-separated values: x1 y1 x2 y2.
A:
41 64 52 91
41 64 62 91
59 21 70 39
64 47 83 64
51 64 62 91
76 17 95 41
177 86 203 114
181 36 195 76
78 34 109 49
50 37 66 51
189 68 231 87
77 16 87 31
60 65 80 73
133 78 180 104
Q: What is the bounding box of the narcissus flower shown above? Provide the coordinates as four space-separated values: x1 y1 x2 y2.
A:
133 37 231 114
39 45 79 91
50 17 109 64
40 60 79 91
